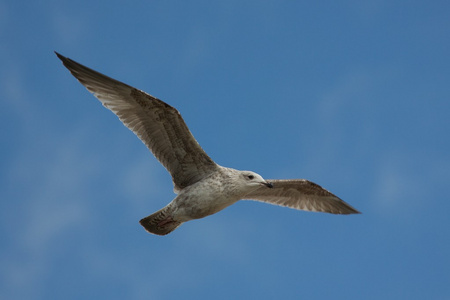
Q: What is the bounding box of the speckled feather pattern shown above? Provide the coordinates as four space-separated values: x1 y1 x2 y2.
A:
56 52 360 236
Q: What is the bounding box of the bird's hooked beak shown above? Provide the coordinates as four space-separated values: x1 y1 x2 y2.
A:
263 181 274 188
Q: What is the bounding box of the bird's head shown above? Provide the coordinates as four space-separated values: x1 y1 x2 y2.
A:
240 171 273 189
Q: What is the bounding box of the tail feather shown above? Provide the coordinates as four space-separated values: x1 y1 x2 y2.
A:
139 207 182 236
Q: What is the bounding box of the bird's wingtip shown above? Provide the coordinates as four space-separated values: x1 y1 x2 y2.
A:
346 207 362 215
54 51 66 62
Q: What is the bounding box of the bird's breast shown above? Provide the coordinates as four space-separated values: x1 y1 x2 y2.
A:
171 178 240 221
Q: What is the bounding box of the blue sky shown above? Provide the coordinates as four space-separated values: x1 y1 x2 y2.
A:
1 0 449 299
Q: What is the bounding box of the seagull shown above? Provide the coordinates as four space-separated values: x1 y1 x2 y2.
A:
55 52 360 235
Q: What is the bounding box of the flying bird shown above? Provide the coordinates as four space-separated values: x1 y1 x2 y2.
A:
56 52 360 235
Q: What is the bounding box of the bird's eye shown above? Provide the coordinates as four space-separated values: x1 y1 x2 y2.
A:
247 175 254 180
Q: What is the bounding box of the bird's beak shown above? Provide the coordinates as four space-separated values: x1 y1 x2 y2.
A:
263 181 274 188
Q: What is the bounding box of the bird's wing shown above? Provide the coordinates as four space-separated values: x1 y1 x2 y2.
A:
245 179 360 214
56 52 219 191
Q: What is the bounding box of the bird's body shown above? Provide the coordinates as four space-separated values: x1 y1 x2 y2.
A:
168 168 257 221
56 52 360 236
141 167 271 235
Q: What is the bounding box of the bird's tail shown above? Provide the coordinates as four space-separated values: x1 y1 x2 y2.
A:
139 206 182 236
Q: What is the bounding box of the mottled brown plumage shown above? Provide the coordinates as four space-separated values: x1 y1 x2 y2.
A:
56 52 360 236
246 179 359 214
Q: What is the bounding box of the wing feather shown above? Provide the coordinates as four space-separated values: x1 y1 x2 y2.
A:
245 179 360 214
56 52 218 191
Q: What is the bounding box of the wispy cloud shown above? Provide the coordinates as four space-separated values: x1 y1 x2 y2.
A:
1 122 98 298
300 67 383 178
372 149 449 216
0 52 180 298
